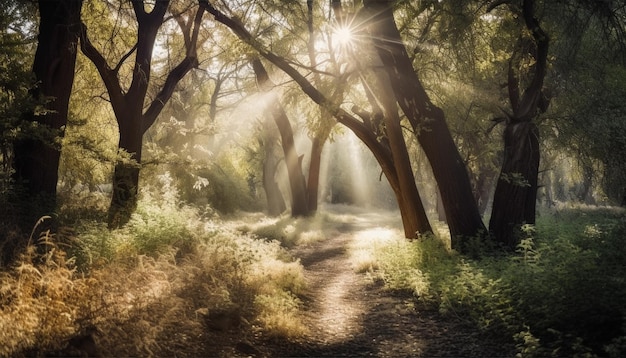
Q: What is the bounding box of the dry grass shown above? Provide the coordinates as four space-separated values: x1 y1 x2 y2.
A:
0 209 308 357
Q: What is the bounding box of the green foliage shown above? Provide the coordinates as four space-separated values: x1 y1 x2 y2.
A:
0 1 36 180
369 207 626 356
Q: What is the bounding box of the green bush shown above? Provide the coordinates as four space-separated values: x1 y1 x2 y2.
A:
177 158 262 215
370 207 626 357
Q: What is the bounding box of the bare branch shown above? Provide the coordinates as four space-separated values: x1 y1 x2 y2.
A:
113 43 138 73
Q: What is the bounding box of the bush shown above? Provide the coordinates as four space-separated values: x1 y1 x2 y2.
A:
369 207 626 357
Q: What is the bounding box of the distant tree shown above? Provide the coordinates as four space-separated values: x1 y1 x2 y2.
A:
252 58 309 217
79 1 205 228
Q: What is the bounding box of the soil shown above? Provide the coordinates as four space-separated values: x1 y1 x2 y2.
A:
231 210 517 358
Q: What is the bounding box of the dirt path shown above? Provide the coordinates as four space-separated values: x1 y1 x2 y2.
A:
256 212 516 357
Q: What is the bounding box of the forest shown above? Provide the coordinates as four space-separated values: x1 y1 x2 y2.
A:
1 0 625 356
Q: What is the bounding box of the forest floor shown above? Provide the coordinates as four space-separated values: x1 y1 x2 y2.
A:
218 209 516 357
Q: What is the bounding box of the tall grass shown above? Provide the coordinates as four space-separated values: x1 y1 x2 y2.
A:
0 192 307 357
364 206 626 357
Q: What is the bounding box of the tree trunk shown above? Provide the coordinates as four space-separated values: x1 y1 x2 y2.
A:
12 0 83 213
348 107 431 238
252 58 310 217
488 0 549 248
262 118 286 216
107 113 143 229
373 66 431 237
578 161 595 204
362 1 486 247
306 136 323 212
474 168 495 216
489 121 540 247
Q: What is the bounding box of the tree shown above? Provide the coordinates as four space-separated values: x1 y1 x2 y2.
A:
199 0 432 238
488 0 550 248
12 0 83 217
361 0 487 246
260 115 287 216
79 1 205 227
546 0 626 206
252 58 309 217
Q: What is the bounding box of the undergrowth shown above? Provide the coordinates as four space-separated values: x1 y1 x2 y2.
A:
366 206 626 357
0 192 307 357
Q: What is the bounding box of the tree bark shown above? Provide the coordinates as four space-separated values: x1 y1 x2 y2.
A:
370 64 431 236
306 137 323 212
489 122 540 246
107 113 143 228
362 1 486 247
12 0 83 212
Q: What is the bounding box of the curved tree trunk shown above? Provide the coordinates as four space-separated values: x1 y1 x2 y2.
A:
362 1 486 247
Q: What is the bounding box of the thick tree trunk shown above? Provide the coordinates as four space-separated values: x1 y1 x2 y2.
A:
107 114 143 229
362 1 486 247
252 59 310 217
489 122 540 247
12 0 83 212
488 0 549 248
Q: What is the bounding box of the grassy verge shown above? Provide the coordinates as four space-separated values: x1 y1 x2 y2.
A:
361 206 626 357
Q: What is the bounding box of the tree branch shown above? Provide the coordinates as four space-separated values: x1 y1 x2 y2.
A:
79 23 126 120
113 43 138 73
142 6 205 133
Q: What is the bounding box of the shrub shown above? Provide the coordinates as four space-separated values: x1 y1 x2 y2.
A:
369 207 626 357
